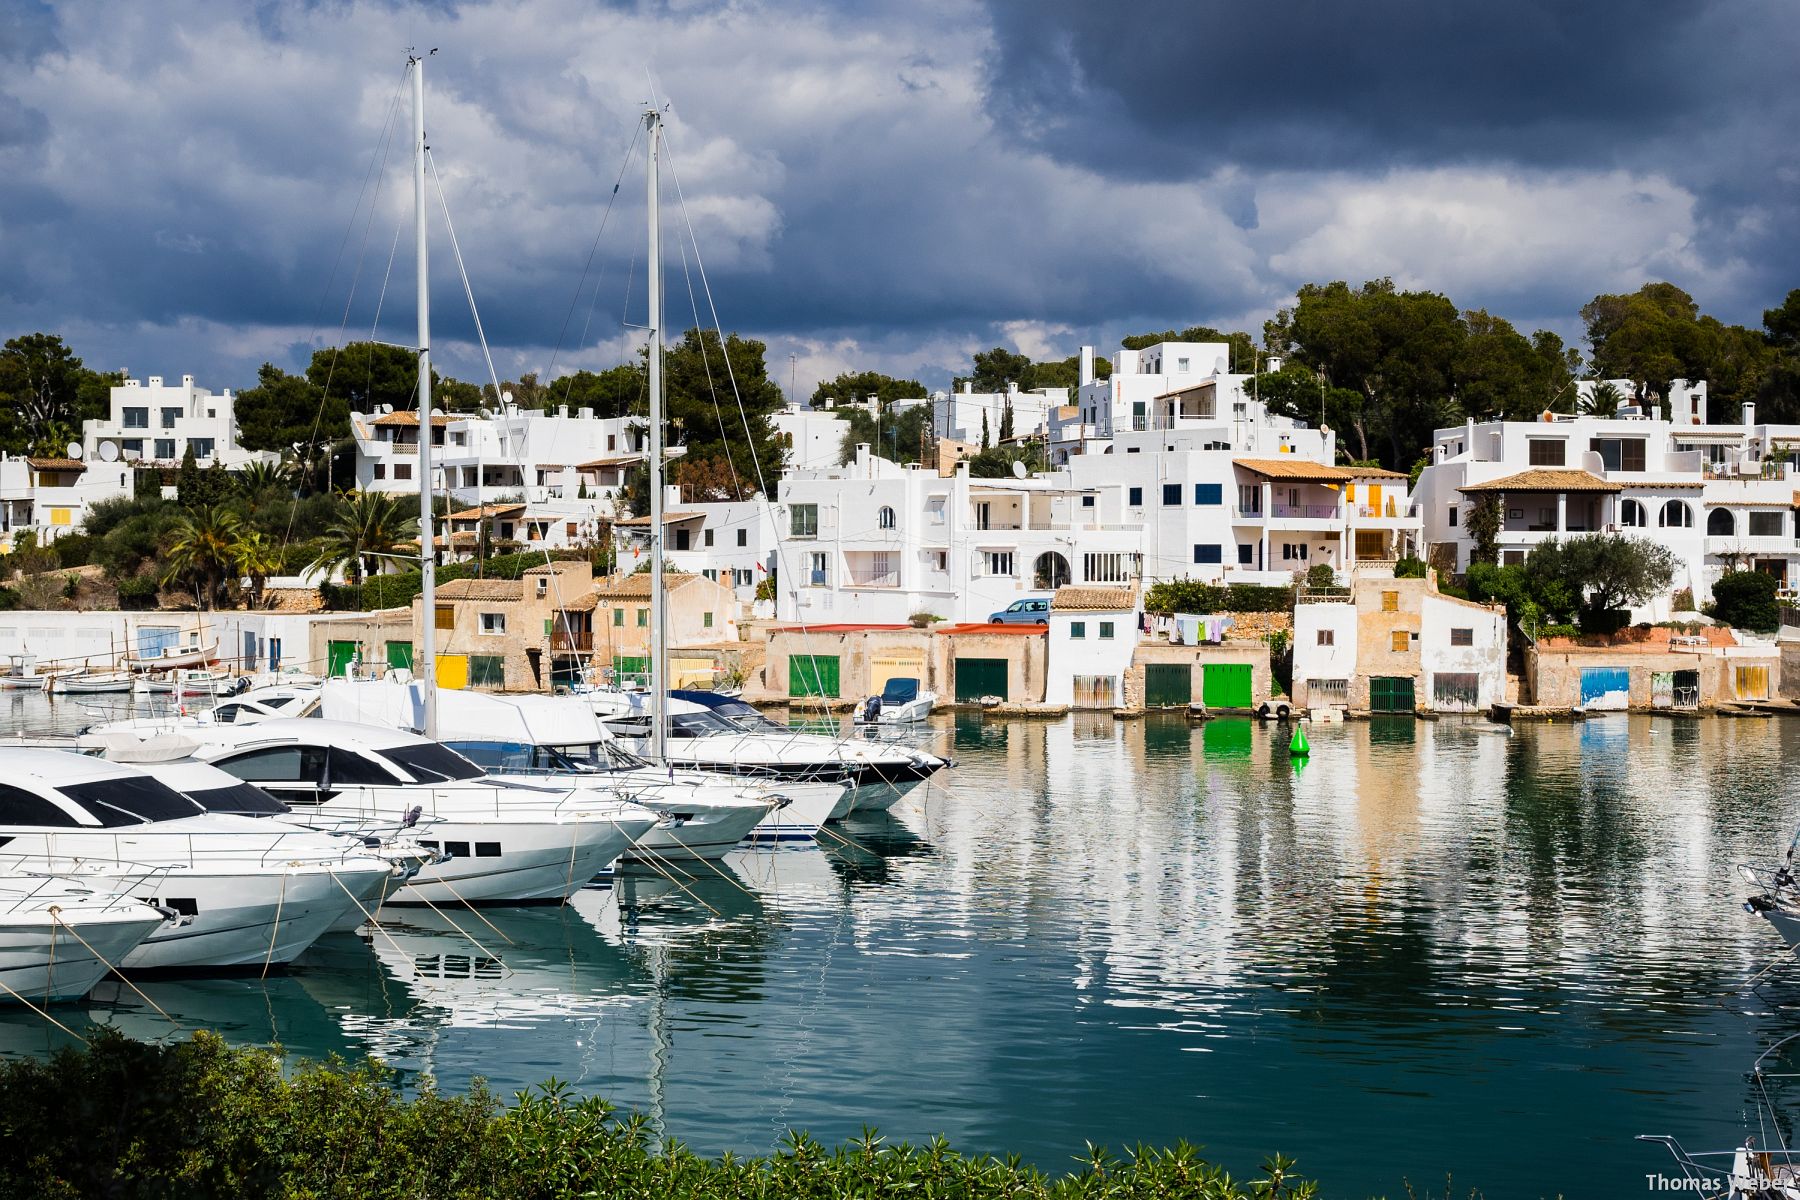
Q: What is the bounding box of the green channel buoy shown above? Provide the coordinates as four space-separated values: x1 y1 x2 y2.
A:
1289 724 1311 756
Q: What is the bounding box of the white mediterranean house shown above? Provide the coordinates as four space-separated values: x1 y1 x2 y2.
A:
1412 381 1800 616
0 454 134 548
611 486 779 606
1044 586 1141 708
772 405 851 472
83 374 273 469
934 382 1068 447
771 343 1422 626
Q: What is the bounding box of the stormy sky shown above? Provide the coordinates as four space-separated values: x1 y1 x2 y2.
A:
2 0 1795 399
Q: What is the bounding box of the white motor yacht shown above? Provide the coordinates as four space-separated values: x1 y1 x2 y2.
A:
0 871 170 1003
319 679 840 856
181 720 659 904
585 690 947 814
0 749 394 970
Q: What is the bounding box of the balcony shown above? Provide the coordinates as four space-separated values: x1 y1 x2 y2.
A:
1703 459 1789 480
1271 503 1341 520
549 629 593 653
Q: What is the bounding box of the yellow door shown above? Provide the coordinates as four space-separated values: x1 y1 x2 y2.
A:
436 654 469 690
870 654 925 694
670 656 715 688
50 508 72 526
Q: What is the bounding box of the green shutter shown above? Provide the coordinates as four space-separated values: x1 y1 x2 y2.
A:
1143 663 1192 708
790 654 840 699
1369 676 1416 712
385 641 414 670
954 657 1010 703
1201 663 1253 709
327 640 357 678
613 655 649 686
470 655 506 688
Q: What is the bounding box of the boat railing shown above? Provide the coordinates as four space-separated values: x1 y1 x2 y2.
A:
0 855 180 913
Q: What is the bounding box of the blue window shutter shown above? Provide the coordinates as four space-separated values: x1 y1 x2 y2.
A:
1193 544 1223 564
1162 483 1181 505
1194 483 1222 505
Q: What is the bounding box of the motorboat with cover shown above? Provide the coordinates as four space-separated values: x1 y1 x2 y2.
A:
0 870 170 1003
852 677 937 726
318 678 840 853
174 719 660 904
584 689 947 813
0 748 393 970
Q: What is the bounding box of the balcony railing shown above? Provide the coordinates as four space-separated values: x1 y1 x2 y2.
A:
845 572 900 588
549 629 593 653
1702 459 1789 480
1272 503 1340 519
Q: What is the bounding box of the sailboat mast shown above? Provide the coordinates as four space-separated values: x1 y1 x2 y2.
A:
645 106 667 762
414 52 438 740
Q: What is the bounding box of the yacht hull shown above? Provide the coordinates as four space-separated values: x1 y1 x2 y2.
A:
120 863 389 970
0 910 165 1003
385 816 651 905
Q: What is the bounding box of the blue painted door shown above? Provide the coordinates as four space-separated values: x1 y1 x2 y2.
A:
1579 667 1630 710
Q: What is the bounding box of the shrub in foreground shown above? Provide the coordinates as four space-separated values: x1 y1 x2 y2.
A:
0 1032 1317 1200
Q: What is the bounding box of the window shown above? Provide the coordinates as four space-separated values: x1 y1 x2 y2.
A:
213 745 327 785
1391 630 1409 652
327 746 396 786
1317 629 1335 646
1193 544 1223 564
1281 543 1309 561
983 551 1015 577
1450 627 1474 646
1660 500 1693 528
1176 357 1189 372
0 783 79 827
1084 552 1127 582
187 783 287 816
160 407 181 428
1708 508 1735 536
1070 621 1086 639
435 605 455 631
1621 498 1645 527
1527 438 1566 466
1381 591 1398 612
878 506 896 529
1128 486 1143 506
790 503 819 537
1081 495 1095 508
470 655 505 687
674 528 690 551
1162 483 1182 505
395 463 413 481
536 578 548 598
636 607 649 626
1447 505 1458 527
154 438 176 459
704 528 715 547
122 438 142 455
809 551 829 585
479 612 506 635
1099 621 1115 639
123 406 148 429
737 528 748 547
566 523 578 538
1238 485 1261 514
703 611 714 628
613 607 625 627
1750 511 1785 537
374 463 387 479
188 438 214 459
61 777 202 826
1193 483 1222 505
375 742 484 783
1238 544 1253 565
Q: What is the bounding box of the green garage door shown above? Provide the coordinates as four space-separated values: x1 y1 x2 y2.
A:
1201 662 1253 709
955 657 1009 703
385 641 414 671
791 654 840 699
613 655 649 687
1144 663 1193 708
327 640 357 678
1369 675 1416 713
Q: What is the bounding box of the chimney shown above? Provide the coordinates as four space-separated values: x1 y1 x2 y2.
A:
1743 401 1756 428
961 381 972 396
1079 345 1095 387
1267 356 1283 374
558 405 569 418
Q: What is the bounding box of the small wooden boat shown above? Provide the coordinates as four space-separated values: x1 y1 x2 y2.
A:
49 669 137 695
124 642 218 672
136 669 246 698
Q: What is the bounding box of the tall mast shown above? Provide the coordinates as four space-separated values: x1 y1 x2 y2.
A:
414 52 438 740
645 105 667 762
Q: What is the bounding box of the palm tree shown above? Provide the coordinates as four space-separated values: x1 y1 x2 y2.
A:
235 459 287 496
160 505 244 610
231 528 285 608
307 490 419 582
1578 380 1626 416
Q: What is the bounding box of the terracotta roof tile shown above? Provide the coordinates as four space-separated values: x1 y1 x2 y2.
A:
1234 457 1407 481
446 503 526 521
589 571 705 599
1051 585 1139 611
370 410 451 427
26 457 86 471
1458 468 1620 493
615 510 705 527
433 578 525 600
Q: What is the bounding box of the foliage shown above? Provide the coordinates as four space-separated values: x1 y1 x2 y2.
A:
1463 493 1501 567
964 442 1047 478
954 347 1106 394
656 329 788 501
1530 534 1677 633
1581 282 1770 416
0 1032 1319 1200
1144 579 1293 614
160 504 244 610
754 572 776 603
908 611 943 627
1303 563 1337 589
1707 570 1780 632
307 491 421 583
0 333 120 456
812 371 927 409
115 574 160 610
1393 555 1428 579
50 533 92 569
836 403 931 467
321 549 592 611
546 363 642 417
1121 324 1257 372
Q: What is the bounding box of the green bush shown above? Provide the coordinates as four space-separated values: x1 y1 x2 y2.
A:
1393 555 1427 578
51 533 93 569
116 574 160 610
1302 563 1336 589
1709 570 1780 633
0 1032 1319 1200
1144 578 1293 614
0 586 20 611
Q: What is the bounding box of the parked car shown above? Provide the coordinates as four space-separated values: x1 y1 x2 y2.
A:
988 598 1051 625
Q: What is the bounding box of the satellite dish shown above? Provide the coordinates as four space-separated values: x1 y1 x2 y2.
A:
1010 459 1027 479
66 442 83 460
97 442 119 462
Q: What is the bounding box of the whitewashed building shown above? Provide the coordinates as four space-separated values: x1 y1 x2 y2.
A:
83 374 273 470
934 383 1068 447
1044 586 1141 708
1412 382 1800 616
0 455 134 548
773 405 850 472
610 486 779 605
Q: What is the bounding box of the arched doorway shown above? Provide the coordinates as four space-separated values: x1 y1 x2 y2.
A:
1034 551 1072 590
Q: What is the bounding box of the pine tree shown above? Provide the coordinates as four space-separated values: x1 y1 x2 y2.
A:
980 411 990 450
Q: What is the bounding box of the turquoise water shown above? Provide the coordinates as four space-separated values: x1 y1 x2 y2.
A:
0 699 1795 1198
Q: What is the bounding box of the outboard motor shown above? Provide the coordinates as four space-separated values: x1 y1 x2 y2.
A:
860 695 882 724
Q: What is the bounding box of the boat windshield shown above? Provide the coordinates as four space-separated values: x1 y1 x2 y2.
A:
668 711 740 738
187 782 291 816
60 777 206 827
707 700 789 733
374 742 487 783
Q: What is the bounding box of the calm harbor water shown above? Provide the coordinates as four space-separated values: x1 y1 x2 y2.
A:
1 690 1796 1198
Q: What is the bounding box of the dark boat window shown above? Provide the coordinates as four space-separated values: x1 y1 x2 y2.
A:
328 746 399 786
0 783 82 828
60 777 204 826
444 741 530 773
375 742 485 783
187 783 290 816
213 745 327 784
